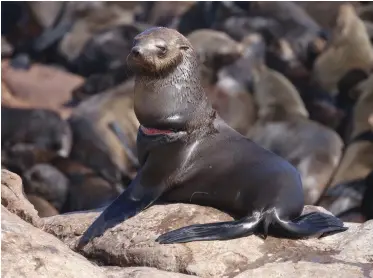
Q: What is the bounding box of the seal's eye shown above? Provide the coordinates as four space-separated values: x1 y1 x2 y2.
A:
180 45 190 51
156 45 167 55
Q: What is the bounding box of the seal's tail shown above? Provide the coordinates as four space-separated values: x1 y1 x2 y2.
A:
268 211 348 239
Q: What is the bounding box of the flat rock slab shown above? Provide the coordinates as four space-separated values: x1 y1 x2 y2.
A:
1 206 197 278
43 203 373 277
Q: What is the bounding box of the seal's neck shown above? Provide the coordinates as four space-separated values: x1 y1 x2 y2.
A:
134 52 215 131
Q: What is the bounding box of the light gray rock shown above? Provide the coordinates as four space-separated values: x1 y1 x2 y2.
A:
1 205 197 278
104 266 197 278
1 169 41 227
43 202 371 278
2 170 368 277
1 206 107 278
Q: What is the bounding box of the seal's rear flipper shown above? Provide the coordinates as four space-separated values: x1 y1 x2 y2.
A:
156 215 262 244
77 175 162 249
270 211 348 239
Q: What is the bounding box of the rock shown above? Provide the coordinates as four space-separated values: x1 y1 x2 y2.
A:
1 169 41 227
2 81 35 109
234 221 373 278
103 266 197 278
1 60 84 118
2 205 194 278
43 202 370 278
26 195 59 218
1 205 107 278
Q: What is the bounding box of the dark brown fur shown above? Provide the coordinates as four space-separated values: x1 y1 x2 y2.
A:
78 27 347 249
23 163 69 211
51 157 121 212
248 64 343 204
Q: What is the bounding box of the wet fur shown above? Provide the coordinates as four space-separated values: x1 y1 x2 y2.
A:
78 27 347 249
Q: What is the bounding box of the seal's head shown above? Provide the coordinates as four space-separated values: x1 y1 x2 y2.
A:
128 27 194 75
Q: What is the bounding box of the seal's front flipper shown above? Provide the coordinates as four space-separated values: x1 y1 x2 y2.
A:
77 174 162 249
271 211 348 239
156 215 262 244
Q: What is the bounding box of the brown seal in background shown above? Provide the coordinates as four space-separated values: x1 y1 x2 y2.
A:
68 78 139 188
312 4 373 95
248 63 343 205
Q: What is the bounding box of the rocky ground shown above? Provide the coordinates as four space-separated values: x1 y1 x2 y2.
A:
2 169 372 278
2 2 373 277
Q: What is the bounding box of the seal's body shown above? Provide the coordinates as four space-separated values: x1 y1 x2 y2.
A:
78 27 347 248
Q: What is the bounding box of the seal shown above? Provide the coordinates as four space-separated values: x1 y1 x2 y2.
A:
50 157 120 213
68 79 139 186
329 74 373 188
317 74 373 215
23 163 69 212
78 27 347 248
1 106 72 158
312 4 373 95
186 29 243 87
247 62 343 205
362 170 373 221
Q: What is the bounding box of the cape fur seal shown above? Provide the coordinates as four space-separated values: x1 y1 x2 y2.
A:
329 74 373 188
50 157 120 213
247 63 343 205
78 27 347 248
1 106 72 158
23 163 69 212
68 78 139 186
312 4 373 95
318 74 373 216
186 29 243 87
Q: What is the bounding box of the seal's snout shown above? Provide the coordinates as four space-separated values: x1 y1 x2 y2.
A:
130 38 168 61
131 46 141 58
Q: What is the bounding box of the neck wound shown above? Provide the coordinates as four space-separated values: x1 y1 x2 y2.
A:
140 125 174 135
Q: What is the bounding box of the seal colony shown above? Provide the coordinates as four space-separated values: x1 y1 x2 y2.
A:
78 27 347 248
